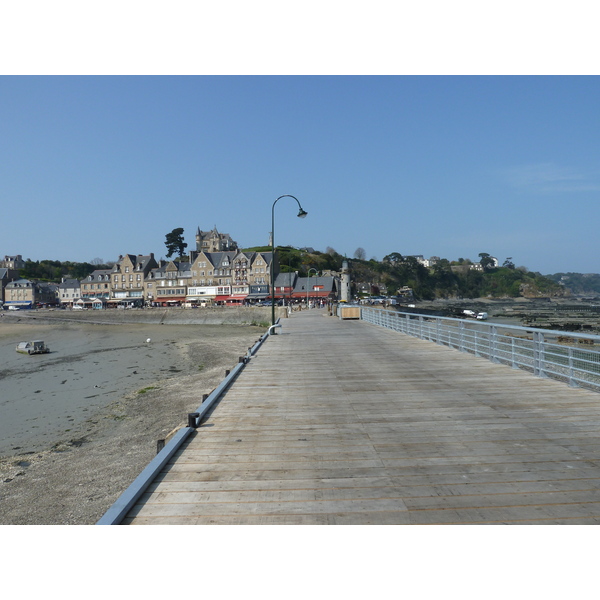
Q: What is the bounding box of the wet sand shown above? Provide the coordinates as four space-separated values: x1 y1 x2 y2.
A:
0 318 265 524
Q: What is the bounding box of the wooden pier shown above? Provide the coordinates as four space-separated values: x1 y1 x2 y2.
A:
122 309 600 524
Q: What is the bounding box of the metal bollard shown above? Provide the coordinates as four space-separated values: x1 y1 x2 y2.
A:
202 394 208 403
188 412 200 428
156 439 165 454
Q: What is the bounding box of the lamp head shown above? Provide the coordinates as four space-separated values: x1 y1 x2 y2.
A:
297 208 308 219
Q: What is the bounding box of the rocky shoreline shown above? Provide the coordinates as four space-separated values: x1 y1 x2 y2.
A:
0 313 266 525
407 297 600 333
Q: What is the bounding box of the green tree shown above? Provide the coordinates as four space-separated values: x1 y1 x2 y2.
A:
478 252 495 271
165 228 188 258
383 252 403 265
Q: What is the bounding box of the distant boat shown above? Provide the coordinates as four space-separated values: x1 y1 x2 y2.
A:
16 340 50 355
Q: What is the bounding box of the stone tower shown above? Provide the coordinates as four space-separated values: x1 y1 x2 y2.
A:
340 260 351 303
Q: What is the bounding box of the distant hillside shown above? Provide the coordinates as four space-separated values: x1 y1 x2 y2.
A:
16 251 565 301
546 272 600 296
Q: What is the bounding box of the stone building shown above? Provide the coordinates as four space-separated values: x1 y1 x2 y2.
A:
184 250 276 305
0 268 19 303
58 278 82 306
146 259 192 306
4 279 58 308
1 255 25 270
110 253 158 306
80 269 112 301
195 227 238 253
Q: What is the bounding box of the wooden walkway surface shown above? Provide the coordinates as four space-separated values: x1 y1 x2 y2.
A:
123 309 600 524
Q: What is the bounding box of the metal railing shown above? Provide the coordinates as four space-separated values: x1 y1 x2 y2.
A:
357 307 600 392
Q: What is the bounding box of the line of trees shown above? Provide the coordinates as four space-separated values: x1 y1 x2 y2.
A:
18 259 114 282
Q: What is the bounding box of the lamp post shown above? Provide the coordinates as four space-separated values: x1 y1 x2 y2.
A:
307 268 319 309
271 195 307 327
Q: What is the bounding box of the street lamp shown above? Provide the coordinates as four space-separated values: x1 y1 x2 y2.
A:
307 268 319 309
271 195 308 327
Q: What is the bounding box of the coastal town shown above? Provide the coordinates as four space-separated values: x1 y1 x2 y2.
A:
0 226 341 310
3 223 589 318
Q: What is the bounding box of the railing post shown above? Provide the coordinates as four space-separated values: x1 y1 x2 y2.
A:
533 331 547 378
490 325 499 363
568 347 579 387
511 337 518 369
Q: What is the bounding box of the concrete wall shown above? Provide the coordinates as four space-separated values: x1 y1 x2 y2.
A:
9 306 282 326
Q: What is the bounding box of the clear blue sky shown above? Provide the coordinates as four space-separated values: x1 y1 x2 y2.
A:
2 74 600 274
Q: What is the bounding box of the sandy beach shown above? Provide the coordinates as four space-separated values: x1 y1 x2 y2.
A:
0 315 265 524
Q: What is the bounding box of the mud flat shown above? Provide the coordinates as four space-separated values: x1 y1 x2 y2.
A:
0 316 266 524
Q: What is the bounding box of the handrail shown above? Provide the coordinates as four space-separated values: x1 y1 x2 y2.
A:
96 325 273 525
359 307 600 392
96 427 194 525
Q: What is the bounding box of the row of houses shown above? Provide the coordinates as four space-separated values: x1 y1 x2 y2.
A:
2 250 339 309
410 255 499 271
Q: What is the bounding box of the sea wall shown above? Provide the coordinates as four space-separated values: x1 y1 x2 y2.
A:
6 306 281 326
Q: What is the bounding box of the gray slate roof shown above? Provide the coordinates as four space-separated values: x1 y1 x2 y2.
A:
58 279 81 290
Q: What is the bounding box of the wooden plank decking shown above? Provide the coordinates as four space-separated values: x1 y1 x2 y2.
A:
123 309 600 524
